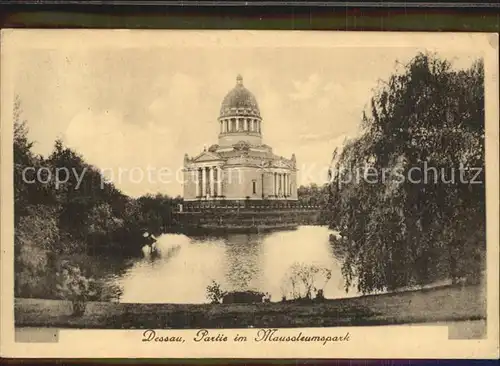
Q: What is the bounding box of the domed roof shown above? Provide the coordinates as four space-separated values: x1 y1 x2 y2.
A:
220 75 261 118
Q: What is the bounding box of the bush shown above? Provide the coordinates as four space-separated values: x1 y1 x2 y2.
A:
55 261 101 316
206 280 227 304
14 205 60 298
314 289 325 302
280 262 332 301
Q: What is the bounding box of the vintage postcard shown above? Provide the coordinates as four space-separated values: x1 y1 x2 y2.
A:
0 29 498 359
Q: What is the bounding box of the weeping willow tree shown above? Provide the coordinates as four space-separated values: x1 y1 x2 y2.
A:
328 53 485 294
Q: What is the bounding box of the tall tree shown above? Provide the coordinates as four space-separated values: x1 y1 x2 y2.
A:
14 95 36 218
328 53 485 294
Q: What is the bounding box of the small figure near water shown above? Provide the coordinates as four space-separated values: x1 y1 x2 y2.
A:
142 231 158 258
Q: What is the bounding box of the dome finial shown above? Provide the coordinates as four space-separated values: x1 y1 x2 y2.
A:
236 74 243 85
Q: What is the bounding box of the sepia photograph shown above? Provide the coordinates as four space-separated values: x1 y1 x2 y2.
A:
1 29 498 359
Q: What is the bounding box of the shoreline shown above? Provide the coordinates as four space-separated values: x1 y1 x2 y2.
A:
15 283 485 329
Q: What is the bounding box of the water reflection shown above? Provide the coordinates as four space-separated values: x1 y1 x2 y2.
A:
223 233 263 292
110 226 360 304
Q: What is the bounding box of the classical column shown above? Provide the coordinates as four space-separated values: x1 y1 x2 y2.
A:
220 121 223 133
274 173 279 198
272 172 274 196
284 174 287 196
274 172 277 197
217 166 222 197
286 174 289 196
281 174 285 197
280 173 282 196
195 168 200 197
282 173 285 197
202 167 207 197
276 173 279 197
210 166 215 198
244 118 248 131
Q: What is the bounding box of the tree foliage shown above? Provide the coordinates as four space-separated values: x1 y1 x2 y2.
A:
297 183 329 206
206 280 228 304
55 262 99 315
13 97 182 299
328 53 485 294
297 183 332 224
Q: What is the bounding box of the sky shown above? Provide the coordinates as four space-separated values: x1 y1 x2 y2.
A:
10 31 485 198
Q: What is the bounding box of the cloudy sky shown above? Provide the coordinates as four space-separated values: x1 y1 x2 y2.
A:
9 31 485 197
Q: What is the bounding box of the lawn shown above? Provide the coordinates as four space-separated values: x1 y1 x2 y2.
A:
15 283 485 329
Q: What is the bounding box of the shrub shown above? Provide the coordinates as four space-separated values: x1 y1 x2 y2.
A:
281 262 332 301
314 289 325 302
14 205 60 298
206 280 227 304
55 261 100 316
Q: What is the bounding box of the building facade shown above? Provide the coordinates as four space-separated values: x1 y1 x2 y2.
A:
183 75 298 202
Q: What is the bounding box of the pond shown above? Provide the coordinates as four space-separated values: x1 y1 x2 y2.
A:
107 226 360 304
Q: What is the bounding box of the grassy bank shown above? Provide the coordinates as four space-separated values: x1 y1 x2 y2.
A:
15 283 485 329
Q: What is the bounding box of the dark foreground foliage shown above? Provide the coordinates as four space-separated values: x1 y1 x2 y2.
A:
13 95 181 300
327 53 485 294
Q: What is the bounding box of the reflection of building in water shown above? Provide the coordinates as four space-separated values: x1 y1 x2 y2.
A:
223 234 263 291
183 75 298 202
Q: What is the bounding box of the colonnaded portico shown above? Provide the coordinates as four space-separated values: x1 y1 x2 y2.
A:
183 75 298 203
189 165 295 199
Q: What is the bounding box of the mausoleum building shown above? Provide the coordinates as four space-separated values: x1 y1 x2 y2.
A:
183 75 298 202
